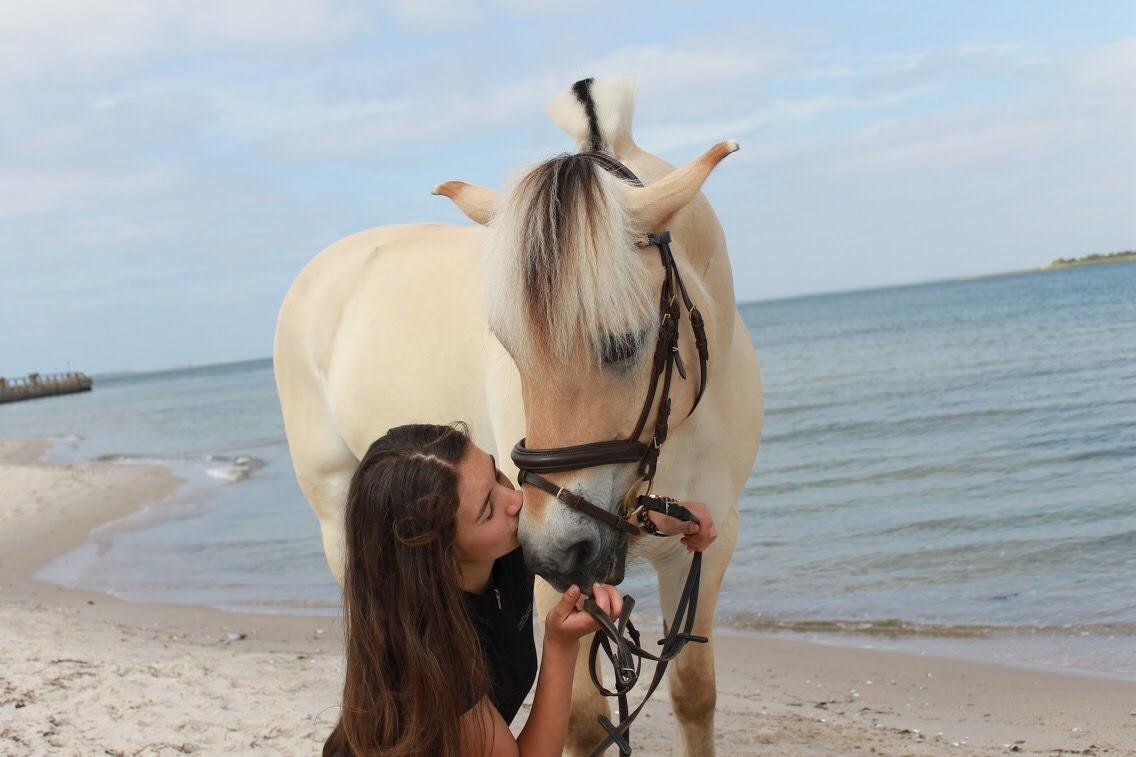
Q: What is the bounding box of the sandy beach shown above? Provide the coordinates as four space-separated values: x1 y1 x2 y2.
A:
2 437 1133 756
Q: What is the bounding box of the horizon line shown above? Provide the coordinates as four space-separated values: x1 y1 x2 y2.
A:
9 258 1132 380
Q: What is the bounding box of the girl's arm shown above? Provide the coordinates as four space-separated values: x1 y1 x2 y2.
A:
461 584 623 757
512 631 579 755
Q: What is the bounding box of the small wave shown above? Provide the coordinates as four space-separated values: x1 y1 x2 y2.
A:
206 463 248 483
871 500 1136 539
95 452 267 485
720 614 1136 639
204 454 266 484
95 453 168 465
48 434 82 444
761 395 1136 447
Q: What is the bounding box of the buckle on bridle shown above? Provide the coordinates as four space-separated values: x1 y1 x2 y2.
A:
641 493 677 517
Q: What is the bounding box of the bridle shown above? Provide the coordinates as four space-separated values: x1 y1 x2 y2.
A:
509 152 711 756
510 151 709 530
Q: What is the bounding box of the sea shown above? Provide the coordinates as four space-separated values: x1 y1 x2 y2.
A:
2 262 1134 678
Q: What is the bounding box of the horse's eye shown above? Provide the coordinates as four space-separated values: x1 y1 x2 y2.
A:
601 332 644 366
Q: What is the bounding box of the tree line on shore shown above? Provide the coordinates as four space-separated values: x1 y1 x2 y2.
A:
1048 250 1136 267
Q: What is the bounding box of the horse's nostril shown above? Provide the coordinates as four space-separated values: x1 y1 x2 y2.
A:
568 539 595 568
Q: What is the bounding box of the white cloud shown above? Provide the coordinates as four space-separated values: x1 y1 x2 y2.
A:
0 0 363 86
377 0 482 32
831 112 1062 174
853 43 1031 93
13 90 217 161
34 216 171 250
824 38 1136 176
0 167 181 218
229 33 796 160
590 39 791 96
643 93 903 155
490 0 607 14
1065 36 1136 97
0 13 798 164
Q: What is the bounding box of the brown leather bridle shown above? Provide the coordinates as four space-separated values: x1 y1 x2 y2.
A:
508 152 711 756
510 152 709 534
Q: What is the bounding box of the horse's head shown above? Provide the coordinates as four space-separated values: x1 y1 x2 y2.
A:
433 82 736 590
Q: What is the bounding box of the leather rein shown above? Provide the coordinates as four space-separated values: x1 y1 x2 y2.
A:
509 152 710 756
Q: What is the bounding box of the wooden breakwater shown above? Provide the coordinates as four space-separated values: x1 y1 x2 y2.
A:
0 372 93 404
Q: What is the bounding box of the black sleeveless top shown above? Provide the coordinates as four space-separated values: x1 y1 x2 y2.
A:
461 546 538 723
323 548 537 756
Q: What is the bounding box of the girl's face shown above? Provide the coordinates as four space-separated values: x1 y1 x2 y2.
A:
454 444 524 563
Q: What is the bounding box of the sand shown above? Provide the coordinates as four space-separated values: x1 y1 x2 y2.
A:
1 436 1133 756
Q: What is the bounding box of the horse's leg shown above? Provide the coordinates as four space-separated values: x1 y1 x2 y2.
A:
276 361 360 585
654 509 738 757
533 576 611 756
297 459 356 586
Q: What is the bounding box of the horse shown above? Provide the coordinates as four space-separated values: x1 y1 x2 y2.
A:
274 76 762 756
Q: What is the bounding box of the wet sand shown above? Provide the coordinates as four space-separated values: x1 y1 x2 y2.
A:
2 437 1133 755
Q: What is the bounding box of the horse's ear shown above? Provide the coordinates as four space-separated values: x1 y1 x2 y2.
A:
432 181 499 226
620 140 739 232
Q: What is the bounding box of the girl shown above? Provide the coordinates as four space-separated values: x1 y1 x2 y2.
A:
324 423 716 756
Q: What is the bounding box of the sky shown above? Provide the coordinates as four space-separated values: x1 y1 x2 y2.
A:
1 1 1133 376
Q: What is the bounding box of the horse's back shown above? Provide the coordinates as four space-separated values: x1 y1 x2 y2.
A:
274 221 491 471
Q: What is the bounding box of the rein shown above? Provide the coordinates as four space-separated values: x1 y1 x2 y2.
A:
583 498 705 756
509 153 711 755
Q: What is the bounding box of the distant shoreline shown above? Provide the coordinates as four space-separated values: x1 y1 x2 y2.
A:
964 254 1136 281
1044 251 1136 270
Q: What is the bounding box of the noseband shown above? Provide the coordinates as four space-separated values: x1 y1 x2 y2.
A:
509 152 711 756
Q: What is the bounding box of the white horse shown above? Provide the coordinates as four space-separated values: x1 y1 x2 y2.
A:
274 77 762 756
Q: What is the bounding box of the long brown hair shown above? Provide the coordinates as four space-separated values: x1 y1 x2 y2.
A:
324 423 490 756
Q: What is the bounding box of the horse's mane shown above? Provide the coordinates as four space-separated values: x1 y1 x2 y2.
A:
484 153 656 369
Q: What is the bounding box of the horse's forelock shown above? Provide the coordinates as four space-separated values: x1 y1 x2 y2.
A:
485 154 656 370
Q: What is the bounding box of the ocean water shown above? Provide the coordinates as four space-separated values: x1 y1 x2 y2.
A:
2 262 1134 676
1 360 340 615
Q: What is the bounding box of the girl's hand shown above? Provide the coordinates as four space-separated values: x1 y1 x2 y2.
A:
543 583 624 648
648 501 718 552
